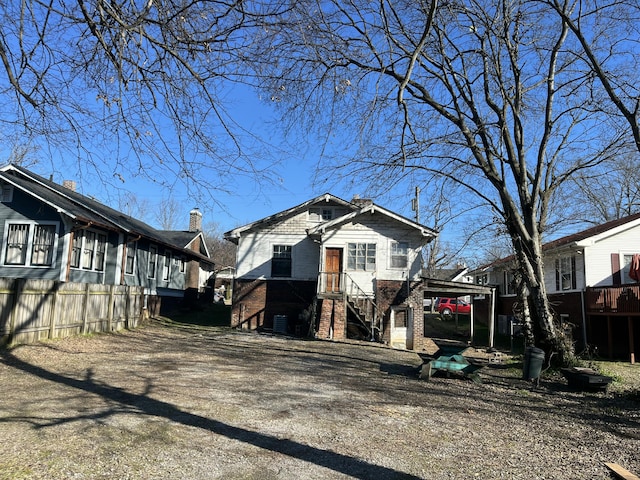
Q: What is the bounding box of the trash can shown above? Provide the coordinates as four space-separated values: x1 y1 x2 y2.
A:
522 346 545 380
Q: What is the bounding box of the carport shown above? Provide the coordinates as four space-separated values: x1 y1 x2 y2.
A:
421 278 497 347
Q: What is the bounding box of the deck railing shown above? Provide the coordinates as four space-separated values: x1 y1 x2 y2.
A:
585 285 640 313
318 271 379 329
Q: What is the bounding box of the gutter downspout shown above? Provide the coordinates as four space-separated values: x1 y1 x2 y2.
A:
580 289 588 351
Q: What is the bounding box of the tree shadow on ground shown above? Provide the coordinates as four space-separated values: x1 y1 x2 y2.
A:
0 350 421 480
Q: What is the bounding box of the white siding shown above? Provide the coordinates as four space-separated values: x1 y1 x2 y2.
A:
543 251 585 292
320 215 425 293
234 204 430 291
235 232 319 280
582 225 640 287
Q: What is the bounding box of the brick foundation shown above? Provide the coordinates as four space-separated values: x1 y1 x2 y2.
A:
374 279 427 351
317 297 346 340
231 278 317 333
231 279 267 329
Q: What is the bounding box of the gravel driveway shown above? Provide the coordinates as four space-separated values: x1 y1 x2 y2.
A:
1 320 639 479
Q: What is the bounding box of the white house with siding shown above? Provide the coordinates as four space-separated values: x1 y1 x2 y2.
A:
471 212 640 360
225 193 436 346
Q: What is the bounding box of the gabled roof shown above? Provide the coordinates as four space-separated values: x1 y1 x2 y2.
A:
470 212 640 273
0 164 213 264
224 193 357 242
426 267 469 282
162 230 211 258
543 212 640 251
306 200 436 239
223 193 436 243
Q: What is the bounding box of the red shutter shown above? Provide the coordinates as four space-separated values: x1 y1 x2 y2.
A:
611 253 621 285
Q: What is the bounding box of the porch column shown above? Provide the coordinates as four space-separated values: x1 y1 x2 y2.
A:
317 299 333 339
489 287 496 348
607 316 613 359
628 316 636 364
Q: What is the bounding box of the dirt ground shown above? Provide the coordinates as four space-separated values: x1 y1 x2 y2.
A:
1 319 639 480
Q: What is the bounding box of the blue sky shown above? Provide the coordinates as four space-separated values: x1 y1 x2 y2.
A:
2 84 420 238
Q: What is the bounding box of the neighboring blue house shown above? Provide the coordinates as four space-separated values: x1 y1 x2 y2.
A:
0 164 214 313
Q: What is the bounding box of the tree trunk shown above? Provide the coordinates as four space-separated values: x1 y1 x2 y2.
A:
515 238 575 366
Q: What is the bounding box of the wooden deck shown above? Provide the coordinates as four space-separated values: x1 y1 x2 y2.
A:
585 285 640 314
585 285 639 363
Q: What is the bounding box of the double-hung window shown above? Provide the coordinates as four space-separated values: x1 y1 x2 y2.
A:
347 243 376 271
162 252 171 281
3 222 58 267
5 224 30 265
148 246 158 279
31 225 57 266
503 271 516 295
173 256 186 273
82 231 96 269
71 232 82 268
125 239 137 275
390 241 408 268
71 230 107 271
272 245 292 277
555 256 576 291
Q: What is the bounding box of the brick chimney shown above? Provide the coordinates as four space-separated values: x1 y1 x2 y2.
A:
62 180 76 192
351 194 373 207
189 208 202 232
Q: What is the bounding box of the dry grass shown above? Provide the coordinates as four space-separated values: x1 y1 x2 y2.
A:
1 319 639 479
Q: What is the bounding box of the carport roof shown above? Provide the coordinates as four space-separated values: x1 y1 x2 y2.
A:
420 278 494 297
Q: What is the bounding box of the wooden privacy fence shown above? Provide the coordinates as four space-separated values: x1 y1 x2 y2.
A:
0 278 144 346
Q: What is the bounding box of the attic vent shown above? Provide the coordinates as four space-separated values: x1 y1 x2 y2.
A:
1 184 13 203
63 180 76 192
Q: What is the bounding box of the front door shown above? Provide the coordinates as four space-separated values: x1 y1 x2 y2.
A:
324 248 342 293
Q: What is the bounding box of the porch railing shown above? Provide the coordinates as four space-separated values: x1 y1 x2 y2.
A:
318 271 379 332
585 285 640 313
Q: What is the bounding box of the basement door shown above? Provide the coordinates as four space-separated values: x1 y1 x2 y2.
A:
324 248 342 293
390 307 413 350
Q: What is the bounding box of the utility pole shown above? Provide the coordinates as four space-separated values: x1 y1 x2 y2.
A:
411 186 420 223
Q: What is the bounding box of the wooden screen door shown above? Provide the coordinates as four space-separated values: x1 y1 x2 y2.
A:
324 248 342 293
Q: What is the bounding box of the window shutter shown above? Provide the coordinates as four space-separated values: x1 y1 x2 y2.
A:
555 258 560 291
571 255 576 290
611 253 621 285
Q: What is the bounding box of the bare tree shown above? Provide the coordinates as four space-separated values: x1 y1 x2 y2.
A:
0 1 284 195
4 142 41 169
117 192 151 220
154 197 182 231
565 153 640 225
203 221 236 268
246 0 635 362
545 0 640 153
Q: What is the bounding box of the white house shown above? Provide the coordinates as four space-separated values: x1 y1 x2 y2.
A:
472 213 640 361
224 193 437 348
